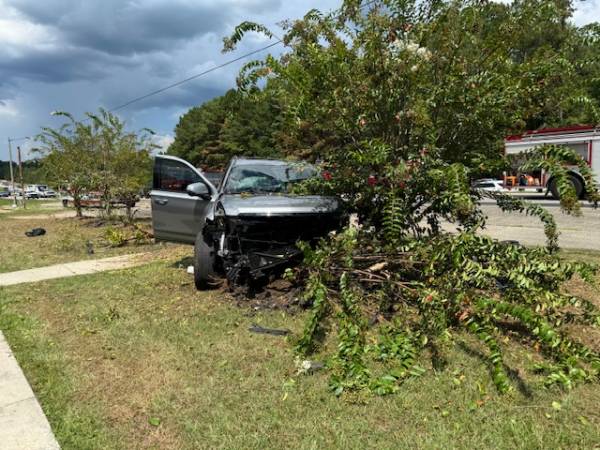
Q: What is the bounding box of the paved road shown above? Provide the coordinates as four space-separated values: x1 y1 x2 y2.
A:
467 199 600 250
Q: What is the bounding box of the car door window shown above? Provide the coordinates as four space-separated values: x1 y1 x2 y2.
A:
154 159 202 193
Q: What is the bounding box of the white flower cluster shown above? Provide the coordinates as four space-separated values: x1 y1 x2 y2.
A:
389 39 432 61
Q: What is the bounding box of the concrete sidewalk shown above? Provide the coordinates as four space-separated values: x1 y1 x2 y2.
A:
0 253 149 287
0 332 60 450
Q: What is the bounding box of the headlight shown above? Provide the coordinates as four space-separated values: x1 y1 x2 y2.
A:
214 204 227 229
215 204 226 217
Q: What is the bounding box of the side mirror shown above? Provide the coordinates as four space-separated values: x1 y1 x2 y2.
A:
186 182 211 199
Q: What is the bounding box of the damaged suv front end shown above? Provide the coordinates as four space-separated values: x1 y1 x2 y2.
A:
203 159 342 286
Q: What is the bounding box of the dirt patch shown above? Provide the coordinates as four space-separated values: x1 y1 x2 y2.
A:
221 278 306 312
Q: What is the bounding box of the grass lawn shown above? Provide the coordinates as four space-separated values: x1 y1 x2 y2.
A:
0 198 63 212
0 214 165 273
1 253 599 449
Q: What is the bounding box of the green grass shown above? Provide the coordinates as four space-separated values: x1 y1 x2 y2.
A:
561 249 600 264
0 215 164 273
1 258 599 449
0 198 63 213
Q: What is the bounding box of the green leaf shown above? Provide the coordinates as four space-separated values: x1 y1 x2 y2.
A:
148 417 161 427
551 401 562 411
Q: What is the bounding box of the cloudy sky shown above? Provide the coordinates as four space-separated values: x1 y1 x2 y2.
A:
0 0 598 161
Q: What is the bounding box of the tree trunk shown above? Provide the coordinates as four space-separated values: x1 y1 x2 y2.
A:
98 181 111 219
73 195 83 218
104 188 112 218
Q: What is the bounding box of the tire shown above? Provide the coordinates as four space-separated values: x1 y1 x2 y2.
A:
194 232 217 290
549 175 584 200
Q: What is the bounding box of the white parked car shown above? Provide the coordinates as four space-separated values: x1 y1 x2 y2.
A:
26 185 57 198
472 179 506 192
24 187 40 199
37 185 57 198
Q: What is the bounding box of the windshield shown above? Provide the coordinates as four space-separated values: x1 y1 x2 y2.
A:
224 162 316 194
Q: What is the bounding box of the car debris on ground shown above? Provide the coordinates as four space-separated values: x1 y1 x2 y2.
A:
248 324 291 336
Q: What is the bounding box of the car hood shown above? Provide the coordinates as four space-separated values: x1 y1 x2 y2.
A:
219 194 340 217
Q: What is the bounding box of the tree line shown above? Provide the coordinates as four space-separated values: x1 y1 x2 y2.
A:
0 159 46 186
167 89 285 169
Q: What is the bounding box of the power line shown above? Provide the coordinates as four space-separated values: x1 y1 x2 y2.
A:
108 40 282 113
107 0 378 113
4 1 380 153
40 0 378 127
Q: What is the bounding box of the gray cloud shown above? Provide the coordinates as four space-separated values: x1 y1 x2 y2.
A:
7 0 280 56
0 47 137 84
1 0 284 89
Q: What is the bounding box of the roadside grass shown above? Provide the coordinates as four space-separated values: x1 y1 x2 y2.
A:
561 248 600 264
0 198 47 209
0 215 164 273
0 198 64 215
1 253 599 449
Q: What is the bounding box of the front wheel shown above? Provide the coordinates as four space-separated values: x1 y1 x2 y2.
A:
549 175 584 200
194 232 218 290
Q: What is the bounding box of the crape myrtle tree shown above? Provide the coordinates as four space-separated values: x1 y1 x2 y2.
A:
36 112 98 217
37 109 153 221
86 109 154 220
226 0 600 395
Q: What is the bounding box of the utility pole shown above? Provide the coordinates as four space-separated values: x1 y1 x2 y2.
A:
7 136 29 208
7 138 17 207
17 146 26 210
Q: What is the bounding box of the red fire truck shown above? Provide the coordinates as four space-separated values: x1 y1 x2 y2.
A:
504 125 600 199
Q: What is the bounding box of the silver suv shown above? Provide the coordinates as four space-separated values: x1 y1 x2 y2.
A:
151 155 342 289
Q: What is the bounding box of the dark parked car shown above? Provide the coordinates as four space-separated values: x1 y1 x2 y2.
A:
151 155 342 289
